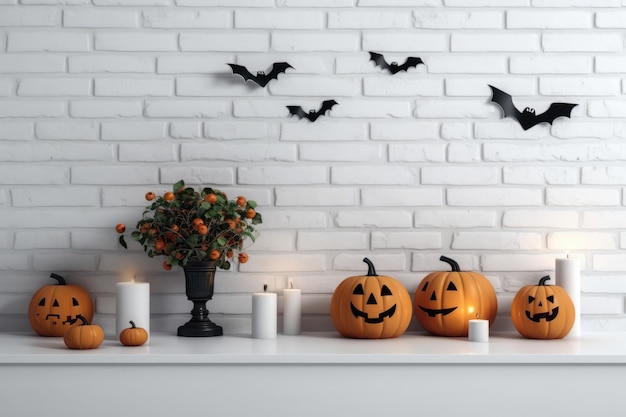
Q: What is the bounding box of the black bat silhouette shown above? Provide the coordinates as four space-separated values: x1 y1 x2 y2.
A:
227 62 293 87
369 51 424 75
287 100 338 122
488 85 578 131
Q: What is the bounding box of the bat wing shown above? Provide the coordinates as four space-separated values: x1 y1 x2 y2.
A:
287 106 308 120
265 62 293 82
318 100 338 116
369 52 390 70
227 64 258 83
397 57 425 72
488 84 524 124
534 103 578 127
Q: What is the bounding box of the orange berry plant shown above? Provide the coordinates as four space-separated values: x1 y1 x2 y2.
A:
115 180 262 271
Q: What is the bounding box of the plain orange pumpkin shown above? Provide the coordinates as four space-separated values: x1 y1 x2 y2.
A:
63 315 104 350
119 321 149 346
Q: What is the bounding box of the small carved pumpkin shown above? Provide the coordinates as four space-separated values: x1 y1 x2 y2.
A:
511 275 574 339
413 256 498 337
63 315 104 350
330 258 412 339
28 273 94 337
120 320 149 346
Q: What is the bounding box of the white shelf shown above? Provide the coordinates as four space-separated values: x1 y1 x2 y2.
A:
3 331 626 365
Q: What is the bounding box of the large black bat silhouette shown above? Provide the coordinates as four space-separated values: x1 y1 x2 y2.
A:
488 85 578 131
287 100 338 122
369 51 424 75
227 62 293 87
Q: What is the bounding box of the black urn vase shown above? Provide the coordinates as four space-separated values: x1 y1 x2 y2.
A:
177 261 223 337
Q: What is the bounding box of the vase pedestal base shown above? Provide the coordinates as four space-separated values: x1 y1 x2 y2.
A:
177 319 223 337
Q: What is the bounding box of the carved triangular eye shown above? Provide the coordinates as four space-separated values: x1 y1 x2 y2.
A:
547 295 554 303
381 285 392 296
52 299 59 307
446 282 457 291
38 298 46 307
353 284 364 295
528 296 536 304
72 297 79 306
421 282 429 291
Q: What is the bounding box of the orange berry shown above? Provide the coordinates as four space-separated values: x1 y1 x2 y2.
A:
226 249 234 258
115 223 126 234
201 243 209 252
163 191 175 202
197 224 208 235
245 208 256 219
236 196 246 207
209 249 221 260
154 239 165 251
205 193 217 204
238 253 249 263
225 219 236 230
175 252 185 260
162 261 172 271
171 224 179 232
145 192 156 201
192 218 204 227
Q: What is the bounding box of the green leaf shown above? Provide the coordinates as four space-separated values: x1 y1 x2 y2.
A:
118 235 128 249
131 231 142 241
217 237 227 246
173 179 184 193
247 200 257 209
252 213 262 225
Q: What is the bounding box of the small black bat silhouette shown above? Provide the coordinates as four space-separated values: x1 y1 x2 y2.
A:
488 85 578 131
227 62 293 87
287 100 338 122
369 51 424 75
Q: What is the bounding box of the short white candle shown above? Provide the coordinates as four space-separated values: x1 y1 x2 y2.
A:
116 281 150 340
555 256 581 337
283 285 301 335
468 319 489 342
252 285 277 339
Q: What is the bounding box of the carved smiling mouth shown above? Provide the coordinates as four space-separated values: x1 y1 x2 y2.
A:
350 303 396 324
526 307 559 322
418 306 457 317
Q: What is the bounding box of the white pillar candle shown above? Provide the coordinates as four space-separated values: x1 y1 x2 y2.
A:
252 285 277 339
555 256 581 337
116 282 150 340
468 319 489 342
283 286 301 336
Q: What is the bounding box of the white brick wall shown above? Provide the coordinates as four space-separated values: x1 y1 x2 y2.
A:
2 2 626 335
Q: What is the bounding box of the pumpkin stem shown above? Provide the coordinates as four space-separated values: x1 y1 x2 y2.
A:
76 315 89 326
49 273 67 285
539 275 552 286
439 256 461 272
362 258 378 276
129 320 136 329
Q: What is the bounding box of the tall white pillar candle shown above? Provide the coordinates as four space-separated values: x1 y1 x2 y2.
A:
283 287 301 335
252 286 277 339
468 319 489 342
555 257 581 337
116 282 150 340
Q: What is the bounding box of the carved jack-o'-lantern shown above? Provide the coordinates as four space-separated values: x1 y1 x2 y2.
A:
28 273 94 337
330 258 412 339
511 275 574 339
413 256 498 337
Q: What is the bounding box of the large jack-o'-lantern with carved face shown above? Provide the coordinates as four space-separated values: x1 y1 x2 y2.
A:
511 275 574 339
413 256 498 337
331 258 412 339
28 273 94 337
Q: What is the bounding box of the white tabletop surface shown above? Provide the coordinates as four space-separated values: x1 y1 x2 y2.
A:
2 331 626 365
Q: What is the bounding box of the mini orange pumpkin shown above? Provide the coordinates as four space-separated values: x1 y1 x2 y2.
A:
511 275 574 339
120 320 149 346
413 256 498 337
63 315 104 350
28 273 94 337
330 258 412 339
